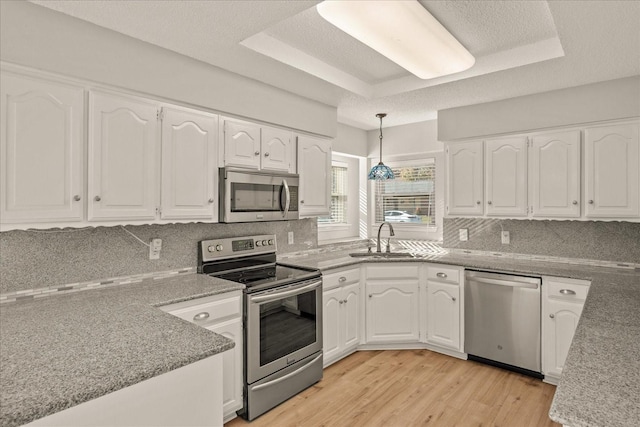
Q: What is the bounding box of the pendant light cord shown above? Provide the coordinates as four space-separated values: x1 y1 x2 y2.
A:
379 115 383 163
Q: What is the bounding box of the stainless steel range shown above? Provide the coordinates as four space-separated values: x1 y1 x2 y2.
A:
198 234 323 421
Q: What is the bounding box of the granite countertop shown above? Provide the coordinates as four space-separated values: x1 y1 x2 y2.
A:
281 249 640 427
0 273 244 427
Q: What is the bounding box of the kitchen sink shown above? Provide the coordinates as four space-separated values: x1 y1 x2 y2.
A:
349 252 415 259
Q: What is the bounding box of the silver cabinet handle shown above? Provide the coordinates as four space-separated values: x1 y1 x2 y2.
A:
572 200 578 205
73 195 81 201
264 152 270 157
339 277 346 282
193 312 210 321
343 299 347 304
588 200 594 204
208 198 214 204
559 289 576 295
339 300 344 305
254 151 260 156
368 294 372 298
436 272 447 279
300 200 304 204
94 196 101 202
452 297 456 302
476 200 481 205
487 201 492 205
549 313 555 319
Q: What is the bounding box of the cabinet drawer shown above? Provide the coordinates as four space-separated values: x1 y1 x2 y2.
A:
365 264 420 280
426 264 461 284
323 267 360 290
544 277 590 301
160 292 242 325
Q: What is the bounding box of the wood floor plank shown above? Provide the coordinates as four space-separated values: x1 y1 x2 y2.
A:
226 350 560 427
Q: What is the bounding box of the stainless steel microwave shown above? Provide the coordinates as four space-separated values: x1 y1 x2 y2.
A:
219 168 300 223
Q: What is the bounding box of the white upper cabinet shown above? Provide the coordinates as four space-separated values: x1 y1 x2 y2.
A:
160 107 218 220
447 141 484 216
222 119 294 172
222 120 261 170
261 126 293 172
530 131 581 218
485 136 528 216
1 72 84 224
584 123 639 218
297 135 331 217
88 91 159 221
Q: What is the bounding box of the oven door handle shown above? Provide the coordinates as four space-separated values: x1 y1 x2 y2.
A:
282 178 291 218
251 353 323 392
250 280 321 304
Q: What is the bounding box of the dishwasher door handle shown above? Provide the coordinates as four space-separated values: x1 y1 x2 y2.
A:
470 277 539 289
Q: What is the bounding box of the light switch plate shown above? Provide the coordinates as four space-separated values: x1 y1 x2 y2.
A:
459 229 468 241
288 231 294 244
149 238 162 260
501 231 510 245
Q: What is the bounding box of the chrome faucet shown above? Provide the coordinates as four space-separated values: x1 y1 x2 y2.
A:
376 222 395 253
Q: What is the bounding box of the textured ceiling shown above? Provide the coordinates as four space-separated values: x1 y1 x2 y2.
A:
29 1 640 130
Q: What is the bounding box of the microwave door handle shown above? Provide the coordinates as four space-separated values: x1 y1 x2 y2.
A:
282 178 290 218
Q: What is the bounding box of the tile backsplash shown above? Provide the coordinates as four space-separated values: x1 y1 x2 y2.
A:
0 219 317 294
443 218 640 264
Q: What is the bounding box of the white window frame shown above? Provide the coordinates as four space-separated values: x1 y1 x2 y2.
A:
318 153 363 243
369 153 444 241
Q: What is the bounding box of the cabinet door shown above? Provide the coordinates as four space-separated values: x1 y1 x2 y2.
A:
530 131 581 217
426 281 460 351
161 107 218 220
223 120 261 169
88 91 158 221
543 299 583 378
366 281 419 343
261 126 292 172
322 287 342 364
297 135 331 216
485 137 528 216
447 141 484 216
342 282 361 352
584 123 639 218
1 73 84 223
208 318 243 418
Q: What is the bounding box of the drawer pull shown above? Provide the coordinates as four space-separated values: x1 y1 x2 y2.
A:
339 276 347 282
550 313 555 319
193 312 210 321
436 272 447 279
559 289 576 295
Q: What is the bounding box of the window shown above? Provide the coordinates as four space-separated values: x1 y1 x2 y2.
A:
318 161 348 224
374 160 436 227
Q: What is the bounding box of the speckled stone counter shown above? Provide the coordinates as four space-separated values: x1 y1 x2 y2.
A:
281 249 640 427
0 273 243 427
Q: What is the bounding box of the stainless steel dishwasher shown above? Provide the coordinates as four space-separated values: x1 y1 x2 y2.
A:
464 270 542 377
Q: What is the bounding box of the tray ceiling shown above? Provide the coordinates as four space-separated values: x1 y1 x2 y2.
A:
29 1 640 130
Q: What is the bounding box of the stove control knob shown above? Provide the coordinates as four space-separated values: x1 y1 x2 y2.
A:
215 245 223 252
262 240 268 246
268 239 274 245
255 240 261 246
208 245 215 252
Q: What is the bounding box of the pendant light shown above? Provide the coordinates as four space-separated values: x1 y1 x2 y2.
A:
368 113 395 180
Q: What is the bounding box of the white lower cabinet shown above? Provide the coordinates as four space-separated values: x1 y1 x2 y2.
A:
322 267 360 366
25 355 223 427
365 264 420 344
542 277 591 384
425 264 464 352
159 291 243 421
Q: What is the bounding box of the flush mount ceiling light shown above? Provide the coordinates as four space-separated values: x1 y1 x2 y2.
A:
368 113 394 180
316 0 475 80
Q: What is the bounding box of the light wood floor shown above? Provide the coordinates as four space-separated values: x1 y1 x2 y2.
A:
226 350 560 427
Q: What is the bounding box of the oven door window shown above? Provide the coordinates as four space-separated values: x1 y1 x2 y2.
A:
259 289 317 366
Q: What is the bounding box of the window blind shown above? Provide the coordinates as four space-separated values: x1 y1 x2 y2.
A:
318 165 348 224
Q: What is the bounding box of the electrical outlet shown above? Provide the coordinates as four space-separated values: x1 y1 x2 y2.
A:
288 231 294 244
459 229 468 241
149 238 162 260
501 231 510 245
